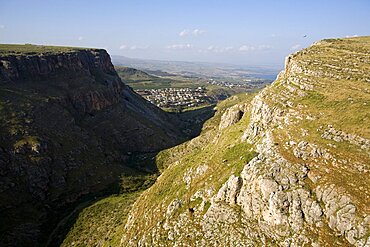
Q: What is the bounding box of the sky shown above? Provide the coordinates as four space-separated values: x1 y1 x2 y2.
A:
0 0 369 69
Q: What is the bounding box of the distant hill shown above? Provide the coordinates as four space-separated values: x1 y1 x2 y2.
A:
115 66 155 81
143 69 177 77
114 65 190 90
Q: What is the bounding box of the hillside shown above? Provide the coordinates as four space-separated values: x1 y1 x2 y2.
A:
115 66 155 81
113 36 369 246
0 44 189 246
114 66 187 90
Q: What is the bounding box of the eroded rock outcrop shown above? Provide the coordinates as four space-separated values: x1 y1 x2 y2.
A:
219 104 246 130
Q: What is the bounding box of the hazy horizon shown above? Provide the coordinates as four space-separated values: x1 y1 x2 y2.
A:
1 0 369 68
111 54 282 70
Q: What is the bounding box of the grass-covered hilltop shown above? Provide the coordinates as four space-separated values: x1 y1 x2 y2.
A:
0 44 90 56
60 36 370 246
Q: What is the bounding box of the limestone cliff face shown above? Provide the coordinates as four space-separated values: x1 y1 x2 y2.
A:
0 49 116 81
0 49 122 113
120 37 370 246
0 47 185 246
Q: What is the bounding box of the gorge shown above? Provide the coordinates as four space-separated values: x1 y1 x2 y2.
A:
1 36 370 247
0 45 208 246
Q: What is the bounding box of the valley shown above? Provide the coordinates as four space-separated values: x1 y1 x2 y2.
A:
0 36 369 247
114 65 271 111
62 36 369 246
1 1 370 247
0 44 215 246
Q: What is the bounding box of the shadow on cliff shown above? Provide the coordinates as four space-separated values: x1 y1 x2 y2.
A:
0 47 216 246
45 105 216 246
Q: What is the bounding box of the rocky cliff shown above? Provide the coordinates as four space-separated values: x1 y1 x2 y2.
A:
0 45 186 246
118 37 370 246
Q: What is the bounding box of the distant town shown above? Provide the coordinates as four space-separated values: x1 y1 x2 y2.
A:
205 78 269 88
135 78 271 110
136 87 215 109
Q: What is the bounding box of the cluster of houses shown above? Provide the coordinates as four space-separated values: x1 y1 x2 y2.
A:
137 87 213 109
206 78 266 88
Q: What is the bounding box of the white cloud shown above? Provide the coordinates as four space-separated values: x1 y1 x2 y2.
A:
130 45 148 50
78 36 83 41
119 44 148 50
192 29 205 36
207 45 220 52
239 45 256 52
0 25 5 29
166 44 193 49
257 45 271 50
205 45 234 53
239 44 272 52
179 29 189 37
290 44 301 51
179 28 205 37
345 34 358 38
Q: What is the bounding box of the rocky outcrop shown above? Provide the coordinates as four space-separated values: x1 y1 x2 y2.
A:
215 175 242 204
321 126 370 152
219 103 246 130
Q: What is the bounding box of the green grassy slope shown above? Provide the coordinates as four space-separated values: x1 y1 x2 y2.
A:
120 93 259 245
61 92 257 245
